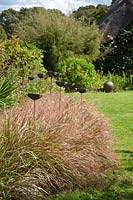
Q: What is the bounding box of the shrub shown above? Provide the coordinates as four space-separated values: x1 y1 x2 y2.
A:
56 57 96 88
93 72 133 91
0 24 7 41
0 93 118 199
0 37 44 83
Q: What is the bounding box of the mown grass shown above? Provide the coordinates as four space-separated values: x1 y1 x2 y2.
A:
52 91 133 200
82 91 133 177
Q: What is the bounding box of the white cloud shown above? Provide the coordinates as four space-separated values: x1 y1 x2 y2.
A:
0 0 111 14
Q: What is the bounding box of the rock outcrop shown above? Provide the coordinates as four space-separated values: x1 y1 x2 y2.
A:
99 0 133 43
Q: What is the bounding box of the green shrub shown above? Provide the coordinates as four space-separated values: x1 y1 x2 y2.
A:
0 37 44 83
56 57 96 88
92 72 133 91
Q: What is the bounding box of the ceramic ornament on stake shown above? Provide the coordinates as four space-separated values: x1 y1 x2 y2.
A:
27 93 42 122
37 73 48 80
46 71 55 95
75 88 87 104
64 82 75 98
54 72 60 79
46 71 61 95
28 76 35 81
55 80 65 110
37 73 45 79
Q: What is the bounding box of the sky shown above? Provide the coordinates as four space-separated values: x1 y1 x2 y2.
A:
0 0 112 14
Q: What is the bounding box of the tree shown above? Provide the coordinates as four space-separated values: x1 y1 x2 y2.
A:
0 7 50 37
0 7 100 70
14 9 100 70
0 24 7 41
95 23 133 74
0 37 44 81
72 4 109 25
0 8 19 37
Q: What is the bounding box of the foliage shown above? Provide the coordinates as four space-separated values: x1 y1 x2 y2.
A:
0 7 101 70
0 78 15 110
93 71 133 91
0 7 48 37
72 4 109 25
0 24 7 41
0 93 118 199
0 7 65 37
12 8 100 70
0 8 19 37
0 36 44 84
56 57 96 88
52 185 133 200
95 24 133 74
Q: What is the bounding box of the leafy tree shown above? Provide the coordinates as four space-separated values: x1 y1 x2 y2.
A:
72 4 109 25
14 10 100 70
95 24 133 74
0 7 100 71
56 57 96 88
0 7 48 37
0 8 19 37
0 24 7 41
0 37 44 82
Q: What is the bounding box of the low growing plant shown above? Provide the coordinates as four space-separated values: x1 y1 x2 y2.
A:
0 78 16 110
0 93 119 199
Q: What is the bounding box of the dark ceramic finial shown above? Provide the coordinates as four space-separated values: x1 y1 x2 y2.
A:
28 76 35 81
27 93 42 101
54 72 60 78
64 82 75 88
75 88 87 93
37 73 45 79
56 80 65 87
46 71 55 78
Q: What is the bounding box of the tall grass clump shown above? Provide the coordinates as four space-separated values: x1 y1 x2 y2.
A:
0 92 118 200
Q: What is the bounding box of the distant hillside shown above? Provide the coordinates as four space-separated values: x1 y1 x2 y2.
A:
99 0 133 43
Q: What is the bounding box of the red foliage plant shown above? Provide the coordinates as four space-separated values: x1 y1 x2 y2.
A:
0 92 119 199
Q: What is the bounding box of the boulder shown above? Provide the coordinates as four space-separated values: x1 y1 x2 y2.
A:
99 0 133 43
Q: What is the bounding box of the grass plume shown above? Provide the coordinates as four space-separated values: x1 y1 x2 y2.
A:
0 92 118 199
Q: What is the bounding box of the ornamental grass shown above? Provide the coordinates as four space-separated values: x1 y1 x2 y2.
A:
0 92 118 200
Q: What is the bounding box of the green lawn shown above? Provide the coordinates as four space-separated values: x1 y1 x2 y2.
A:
82 91 133 178
82 91 133 151
52 91 133 200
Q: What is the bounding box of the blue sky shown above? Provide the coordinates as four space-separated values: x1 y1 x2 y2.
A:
0 0 112 14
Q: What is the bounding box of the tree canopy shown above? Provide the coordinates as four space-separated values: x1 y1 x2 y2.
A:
0 24 7 41
0 7 101 70
95 23 133 74
13 8 100 70
72 4 109 25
